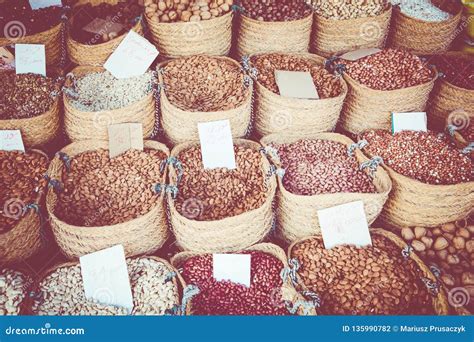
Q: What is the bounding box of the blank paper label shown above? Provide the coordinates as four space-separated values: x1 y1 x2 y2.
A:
275 70 319 99
213 254 251 287
198 120 236 170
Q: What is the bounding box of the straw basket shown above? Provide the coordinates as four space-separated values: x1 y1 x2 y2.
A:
249 52 347 138
310 4 392 58
167 139 276 253
146 11 232 59
46 140 170 259
63 66 155 142
260 133 392 244
171 243 317 315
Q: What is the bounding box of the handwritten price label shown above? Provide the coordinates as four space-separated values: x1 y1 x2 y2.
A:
198 120 236 170
108 123 143 158
15 44 46 76
0 130 25 152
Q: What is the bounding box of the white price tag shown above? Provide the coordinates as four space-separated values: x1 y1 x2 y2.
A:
108 123 143 158
198 120 236 170
0 130 25 152
80 245 133 312
213 254 251 287
317 201 372 250
392 112 427 134
339 48 382 61
29 0 62 10
275 70 319 100
104 31 158 79
15 44 46 76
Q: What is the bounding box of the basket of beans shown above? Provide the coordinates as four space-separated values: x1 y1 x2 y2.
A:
144 0 234 59
260 133 392 244
288 229 450 315
30 256 188 315
0 0 63 66
0 268 32 315
0 150 49 266
171 243 317 315
67 0 143 66
360 130 474 228
308 0 392 57
247 52 347 138
427 53 474 134
158 55 252 145
398 216 474 314
336 49 437 134
45 140 170 259
0 70 62 147
235 0 313 58
167 139 276 252
389 0 463 55
63 67 156 142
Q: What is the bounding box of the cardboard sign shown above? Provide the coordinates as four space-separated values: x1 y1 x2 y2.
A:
339 48 382 61
104 31 158 79
392 112 428 134
198 120 236 170
15 44 46 76
108 123 143 158
0 130 25 152
83 18 124 35
213 254 251 287
80 245 134 312
317 201 372 250
275 70 319 100
29 0 62 10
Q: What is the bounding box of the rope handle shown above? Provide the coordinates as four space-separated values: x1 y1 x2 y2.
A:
347 139 368 157
161 157 183 186
421 277 441 297
281 258 300 287
461 142 474 155
44 175 63 193
153 184 178 199
359 156 383 177
401 245 413 259
56 152 71 173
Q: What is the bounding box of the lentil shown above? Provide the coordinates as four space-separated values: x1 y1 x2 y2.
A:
250 53 342 98
55 148 166 227
391 0 451 22
175 145 267 221
181 251 289 315
272 139 376 195
291 235 434 315
307 0 387 20
361 130 473 185
0 269 31 315
144 0 233 23
240 0 312 22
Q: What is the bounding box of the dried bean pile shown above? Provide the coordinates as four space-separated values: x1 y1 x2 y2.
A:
175 146 267 221
0 72 59 120
240 0 312 21
429 55 474 90
70 1 142 44
251 54 342 98
55 149 166 227
144 0 233 23
0 269 31 315
308 0 387 20
400 220 474 311
32 258 180 315
362 130 473 185
0 0 62 38
181 251 289 315
341 49 433 90
291 235 434 315
162 56 248 112
272 139 376 196
0 151 48 234
391 0 451 22
67 71 153 112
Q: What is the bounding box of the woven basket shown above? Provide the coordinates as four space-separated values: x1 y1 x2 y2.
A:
146 11 232 59
29 256 190 315
167 139 277 253
389 0 463 55
260 133 392 244
428 53 474 133
288 229 450 315
63 66 155 142
310 5 392 58
0 22 62 66
46 140 169 259
361 141 474 228
0 149 49 267
249 52 347 138
340 68 437 134
236 13 313 58
171 243 317 315
67 0 143 66
158 57 252 145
